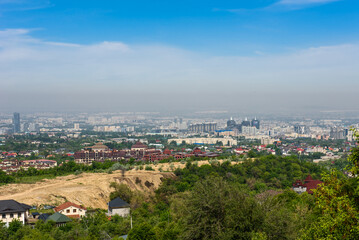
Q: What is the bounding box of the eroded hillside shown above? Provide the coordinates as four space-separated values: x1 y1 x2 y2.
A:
0 160 236 209
0 170 175 209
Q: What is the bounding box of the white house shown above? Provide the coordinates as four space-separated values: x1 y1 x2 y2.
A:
54 202 87 219
108 197 130 217
0 200 31 227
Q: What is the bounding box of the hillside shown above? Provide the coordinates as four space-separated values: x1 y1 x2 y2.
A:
0 160 231 209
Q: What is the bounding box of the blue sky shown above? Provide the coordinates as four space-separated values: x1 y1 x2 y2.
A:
1 0 358 54
0 0 359 113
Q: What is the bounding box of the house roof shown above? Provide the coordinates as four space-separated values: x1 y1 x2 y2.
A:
38 213 51 221
0 200 31 214
91 142 109 150
304 175 314 182
293 175 323 194
304 178 323 194
108 197 130 209
54 202 86 212
131 142 148 149
47 212 72 223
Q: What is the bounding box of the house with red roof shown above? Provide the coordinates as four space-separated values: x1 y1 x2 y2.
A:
234 148 246 154
131 141 148 151
292 175 323 194
54 202 87 219
163 149 172 155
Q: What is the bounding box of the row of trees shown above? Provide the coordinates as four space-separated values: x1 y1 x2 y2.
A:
0 212 130 240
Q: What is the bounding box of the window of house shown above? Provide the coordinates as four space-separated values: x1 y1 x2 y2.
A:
10 213 13 218
18 213 22 218
73 209 76 213
66 209 70 213
2 214 5 219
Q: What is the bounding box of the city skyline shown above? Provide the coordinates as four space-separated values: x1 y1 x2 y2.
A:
1 0 359 113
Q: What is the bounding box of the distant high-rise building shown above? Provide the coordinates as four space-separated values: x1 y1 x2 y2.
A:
294 125 309 135
188 123 217 133
330 127 347 140
242 126 258 136
13 112 20 133
241 118 251 127
227 117 237 129
74 123 80 130
251 117 260 129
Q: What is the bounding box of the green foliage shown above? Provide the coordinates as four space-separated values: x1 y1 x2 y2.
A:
177 176 263 240
0 169 15 184
128 222 156 240
6 147 357 240
300 132 359 239
8 219 23 234
145 165 154 171
110 182 133 203
300 170 359 239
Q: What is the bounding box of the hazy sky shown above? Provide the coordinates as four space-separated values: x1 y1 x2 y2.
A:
0 0 359 113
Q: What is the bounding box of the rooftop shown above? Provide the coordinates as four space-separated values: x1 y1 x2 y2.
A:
54 202 86 212
108 197 130 209
0 200 31 214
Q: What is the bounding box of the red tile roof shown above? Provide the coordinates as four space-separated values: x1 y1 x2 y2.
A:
131 142 148 149
305 180 323 194
54 202 86 212
293 175 323 194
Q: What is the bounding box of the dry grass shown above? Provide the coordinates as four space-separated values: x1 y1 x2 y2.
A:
0 159 239 209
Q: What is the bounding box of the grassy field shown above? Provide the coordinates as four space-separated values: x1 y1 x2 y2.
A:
14 174 63 184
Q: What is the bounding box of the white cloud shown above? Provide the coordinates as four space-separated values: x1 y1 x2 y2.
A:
0 0 51 12
0 29 358 112
277 0 340 5
219 0 341 14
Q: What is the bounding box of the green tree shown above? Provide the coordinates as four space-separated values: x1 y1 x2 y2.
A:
176 176 263 240
8 219 22 234
301 132 359 239
128 222 156 240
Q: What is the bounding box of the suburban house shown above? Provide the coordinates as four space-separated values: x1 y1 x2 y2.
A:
293 175 323 194
46 212 72 227
0 200 31 227
54 202 87 218
38 213 51 221
108 197 130 217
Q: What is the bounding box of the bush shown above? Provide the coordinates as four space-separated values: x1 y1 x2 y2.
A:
110 163 124 171
169 164 175 171
145 166 154 171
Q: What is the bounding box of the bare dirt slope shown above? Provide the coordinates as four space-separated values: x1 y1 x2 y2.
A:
0 171 174 209
0 160 236 209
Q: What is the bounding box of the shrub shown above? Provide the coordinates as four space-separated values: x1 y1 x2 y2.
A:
169 163 175 171
145 166 154 171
